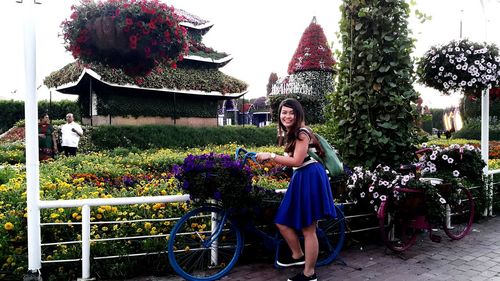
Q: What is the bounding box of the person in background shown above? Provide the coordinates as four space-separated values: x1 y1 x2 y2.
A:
256 98 336 281
38 113 58 161
60 113 83 156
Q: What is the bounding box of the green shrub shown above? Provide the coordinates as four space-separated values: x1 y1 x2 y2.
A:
88 125 276 150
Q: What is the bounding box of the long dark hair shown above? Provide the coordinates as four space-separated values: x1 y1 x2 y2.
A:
278 98 324 157
278 98 306 155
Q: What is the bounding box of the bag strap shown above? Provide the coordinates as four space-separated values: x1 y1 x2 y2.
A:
299 127 323 156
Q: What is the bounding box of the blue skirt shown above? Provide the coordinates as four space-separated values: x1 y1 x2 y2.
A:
274 162 336 230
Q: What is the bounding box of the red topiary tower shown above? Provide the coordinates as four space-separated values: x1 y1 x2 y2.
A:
287 17 336 74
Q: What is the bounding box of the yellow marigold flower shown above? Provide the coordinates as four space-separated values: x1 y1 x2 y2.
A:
4 222 14 231
50 213 59 219
58 208 64 213
96 214 103 219
97 207 105 214
144 222 152 230
72 213 79 219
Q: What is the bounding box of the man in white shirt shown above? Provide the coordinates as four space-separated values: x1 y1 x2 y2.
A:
60 113 83 156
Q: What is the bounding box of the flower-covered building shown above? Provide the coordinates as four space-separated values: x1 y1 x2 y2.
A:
270 17 336 124
44 2 247 127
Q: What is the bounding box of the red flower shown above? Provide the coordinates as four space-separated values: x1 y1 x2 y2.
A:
125 18 133 26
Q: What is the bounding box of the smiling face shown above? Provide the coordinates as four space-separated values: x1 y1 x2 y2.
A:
280 105 296 129
278 98 305 133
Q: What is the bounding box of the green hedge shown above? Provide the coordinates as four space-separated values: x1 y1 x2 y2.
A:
0 100 80 133
453 118 500 140
89 125 277 150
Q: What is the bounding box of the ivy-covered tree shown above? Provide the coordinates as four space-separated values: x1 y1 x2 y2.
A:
270 17 336 124
330 0 420 168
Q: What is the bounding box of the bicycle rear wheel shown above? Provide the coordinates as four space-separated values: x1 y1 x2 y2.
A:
167 205 244 281
442 185 474 240
378 201 418 252
316 204 345 266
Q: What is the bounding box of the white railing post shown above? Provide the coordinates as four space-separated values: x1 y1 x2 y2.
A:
481 87 490 216
21 0 42 279
78 205 93 281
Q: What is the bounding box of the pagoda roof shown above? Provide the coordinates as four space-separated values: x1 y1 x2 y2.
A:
182 54 233 68
175 8 213 32
44 61 247 99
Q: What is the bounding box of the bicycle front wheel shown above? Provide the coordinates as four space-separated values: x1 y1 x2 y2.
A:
378 201 418 252
316 204 345 266
442 185 474 240
167 205 244 281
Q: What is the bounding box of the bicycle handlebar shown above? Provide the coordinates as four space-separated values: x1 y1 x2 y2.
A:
235 147 257 168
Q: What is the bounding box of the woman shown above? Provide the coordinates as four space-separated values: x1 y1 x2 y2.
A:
38 113 58 161
256 98 336 281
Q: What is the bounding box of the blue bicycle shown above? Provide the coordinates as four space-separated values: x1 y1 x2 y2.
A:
167 148 346 281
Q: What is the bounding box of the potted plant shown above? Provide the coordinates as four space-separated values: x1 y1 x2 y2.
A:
61 0 189 74
417 39 500 97
173 153 258 210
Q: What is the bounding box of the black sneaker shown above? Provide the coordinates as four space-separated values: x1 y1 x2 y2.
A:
287 272 318 281
277 255 305 267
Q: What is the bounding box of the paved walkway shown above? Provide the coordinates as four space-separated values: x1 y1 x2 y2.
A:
127 216 500 281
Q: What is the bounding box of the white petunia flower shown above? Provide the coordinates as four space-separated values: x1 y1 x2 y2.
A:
439 197 447 204
453 170 460 177
442 154 449 160
380 195 387 201
360 192 365 198
448 158 454 164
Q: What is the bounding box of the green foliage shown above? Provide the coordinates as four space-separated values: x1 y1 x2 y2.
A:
453 118 500 141
0 100 80 133
78 90 217 118
331 0 420 168
0 100 24 133
461 96 500 122
88 125 276 150
44 62 247 95
430 108 445 130
0 143 25 165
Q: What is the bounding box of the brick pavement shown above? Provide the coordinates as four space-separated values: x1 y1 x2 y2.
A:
126 216 500 281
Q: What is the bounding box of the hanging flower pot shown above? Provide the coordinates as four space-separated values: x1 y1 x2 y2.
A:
88 16 128 52
417 39 500 97
62 0 188 75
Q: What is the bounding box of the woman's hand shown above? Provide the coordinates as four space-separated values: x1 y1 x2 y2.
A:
256 152 272 162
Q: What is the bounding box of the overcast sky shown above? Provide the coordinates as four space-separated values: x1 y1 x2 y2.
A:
1 0 499 109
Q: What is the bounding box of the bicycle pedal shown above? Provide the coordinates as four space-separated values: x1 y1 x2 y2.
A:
430 234 441 243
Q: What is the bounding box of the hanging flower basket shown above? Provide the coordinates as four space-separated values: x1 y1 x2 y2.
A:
61 0 188 74
416 39 500 96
